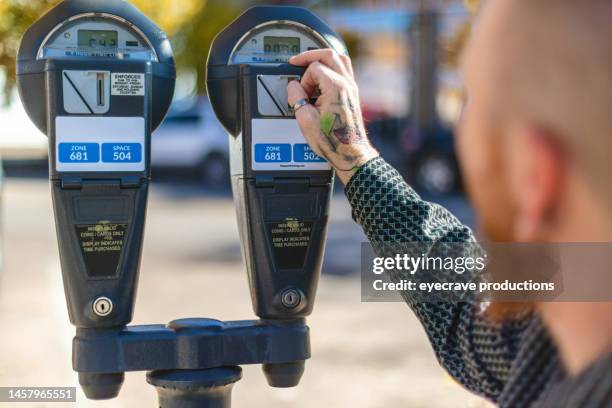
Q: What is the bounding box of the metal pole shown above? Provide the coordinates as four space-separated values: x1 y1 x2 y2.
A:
410 0 440 132
147 367 242 408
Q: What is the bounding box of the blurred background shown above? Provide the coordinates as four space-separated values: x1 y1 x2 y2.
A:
0 0 489 407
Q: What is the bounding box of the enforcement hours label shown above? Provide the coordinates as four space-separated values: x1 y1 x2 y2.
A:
111 73 145 96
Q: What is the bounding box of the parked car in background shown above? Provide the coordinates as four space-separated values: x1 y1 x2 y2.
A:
401 125 460 196
151 97 230 186
0 98 48 161
367 117 460 196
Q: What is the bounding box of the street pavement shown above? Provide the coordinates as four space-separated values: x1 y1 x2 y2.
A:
0 176 491 408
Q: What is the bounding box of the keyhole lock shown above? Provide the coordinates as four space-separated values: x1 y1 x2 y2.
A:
281 289 302 309
93 297 113 317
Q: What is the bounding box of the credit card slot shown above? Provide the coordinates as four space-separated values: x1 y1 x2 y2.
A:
96 73 105 107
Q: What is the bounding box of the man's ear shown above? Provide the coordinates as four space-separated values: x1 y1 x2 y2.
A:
507 126 564 241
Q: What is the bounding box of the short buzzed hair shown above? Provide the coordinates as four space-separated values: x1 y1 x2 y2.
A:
464 0 612 206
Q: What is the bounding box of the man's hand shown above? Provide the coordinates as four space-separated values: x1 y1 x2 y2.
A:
287 49 379 184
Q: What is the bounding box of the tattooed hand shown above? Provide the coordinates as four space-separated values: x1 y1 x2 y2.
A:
287 49 379 184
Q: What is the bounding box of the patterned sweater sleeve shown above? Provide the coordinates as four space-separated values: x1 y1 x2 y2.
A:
345 157 532 401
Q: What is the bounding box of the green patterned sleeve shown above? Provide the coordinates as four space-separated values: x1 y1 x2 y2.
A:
344 156 533 401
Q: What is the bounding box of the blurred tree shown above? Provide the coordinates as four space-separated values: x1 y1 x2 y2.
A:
171 0 244 95
440 0 479 69
0 0 244 103
463 0 479 13
336 29 361 60
130 0 202 36
440 17 471 69
0 0 57 103
131 0 245 95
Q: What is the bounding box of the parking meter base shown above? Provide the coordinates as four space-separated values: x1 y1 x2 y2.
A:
79 372 124 400
73 318 310 404
147 367 242 408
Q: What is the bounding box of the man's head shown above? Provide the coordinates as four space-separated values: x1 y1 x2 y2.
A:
458 0 612 243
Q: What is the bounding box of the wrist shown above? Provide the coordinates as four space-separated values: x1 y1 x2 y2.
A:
336 147 379 185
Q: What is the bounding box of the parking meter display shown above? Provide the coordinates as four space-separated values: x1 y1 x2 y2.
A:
39 16 156 61
78 30 118 48
228 22 325 65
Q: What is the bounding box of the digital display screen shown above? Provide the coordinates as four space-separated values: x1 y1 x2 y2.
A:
78 30 118 48
264 36 300 55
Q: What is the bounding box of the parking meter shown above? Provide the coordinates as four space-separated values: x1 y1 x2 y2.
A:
207 8 345 323
17 0 174 398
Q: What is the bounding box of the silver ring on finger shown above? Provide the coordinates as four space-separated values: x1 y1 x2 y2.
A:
292 98 310 113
